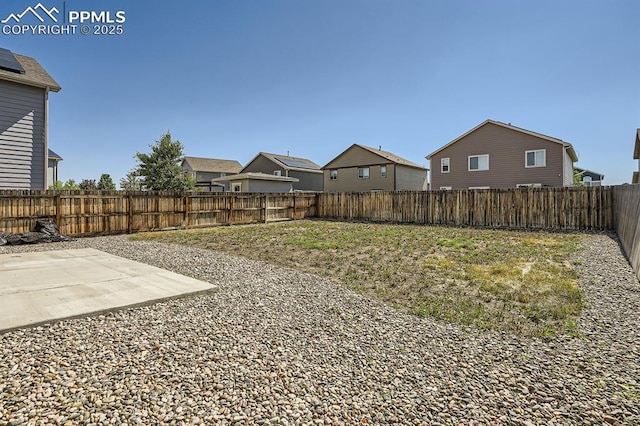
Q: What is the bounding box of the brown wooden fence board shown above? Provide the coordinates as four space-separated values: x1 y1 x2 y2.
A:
613 185 640 281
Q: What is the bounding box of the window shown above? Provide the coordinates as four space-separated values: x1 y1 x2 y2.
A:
380 165 387 178
231 183 242 192
220 172 227 177
441 158 450 173
358 167 370 179
525 149 546 168
517 183 542 188
273 170 281 176
469 186 490 190
440 186 452 190
582 176 592 187
329 170 338 181
468 154 489 171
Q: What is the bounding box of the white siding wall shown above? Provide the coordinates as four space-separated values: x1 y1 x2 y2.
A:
0 80 46 189
563 148 574 187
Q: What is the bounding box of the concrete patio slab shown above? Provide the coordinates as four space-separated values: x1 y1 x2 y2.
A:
0 248 216 332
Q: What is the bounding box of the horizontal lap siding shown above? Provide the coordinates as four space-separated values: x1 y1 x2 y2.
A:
0 80 45 190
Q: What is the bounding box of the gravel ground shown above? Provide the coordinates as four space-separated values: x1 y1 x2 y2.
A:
1 232 639 425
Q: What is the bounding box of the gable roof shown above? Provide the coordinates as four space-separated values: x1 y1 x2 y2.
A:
48 149 62 161
634 128 640 160
243 152 322 174
323 144 428 170
182 156 242 174
574 167 604 180
0 51 61 92
426 120 578 162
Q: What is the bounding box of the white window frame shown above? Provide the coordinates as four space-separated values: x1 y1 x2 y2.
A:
329 170 338 181
231 183 242 192
358 167 370 179
582 176 592 187
468 154 489 171
273 170 281 176
525 149 546 168
517 183 542 188
380 165 387 178
441 158 450 173
439 186 452 190
469 186 490 190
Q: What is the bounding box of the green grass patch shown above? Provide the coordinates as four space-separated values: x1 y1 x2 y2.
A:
132 220 583 337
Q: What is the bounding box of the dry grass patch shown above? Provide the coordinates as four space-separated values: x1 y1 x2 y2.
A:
132 220 583 337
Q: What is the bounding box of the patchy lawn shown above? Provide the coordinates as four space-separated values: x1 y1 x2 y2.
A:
132 220 583 337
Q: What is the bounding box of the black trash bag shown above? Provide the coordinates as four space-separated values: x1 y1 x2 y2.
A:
20 232 49 244
3 233 24 245
34 219 73 242
0 234 6 246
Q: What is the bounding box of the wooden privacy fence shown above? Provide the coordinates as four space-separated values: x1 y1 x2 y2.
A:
0 191 317 237
613 185 640 281
317 187 614 230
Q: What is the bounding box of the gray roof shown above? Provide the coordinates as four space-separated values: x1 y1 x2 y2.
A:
574 167 604 180
427 120 579 162
0 52 61 92
182 156 243 174
48 149 62 160
634 129 640 160
244 152 322 174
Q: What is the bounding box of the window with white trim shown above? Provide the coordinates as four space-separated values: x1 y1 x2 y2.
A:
380 165 387 178
274 170 281 176
469 186 490 190
358 167 370 179
525 149 546 168
440 186 452 190
231 183 242 192
468 154 489 171
329 170 338 181
441 158 450 173
582 176 592 187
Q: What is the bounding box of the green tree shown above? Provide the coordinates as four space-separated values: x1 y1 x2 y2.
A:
135 132 195 191
48 179 80 190
79 179 97 190
97 173 116 190
119 169 143 191
573 168 585 187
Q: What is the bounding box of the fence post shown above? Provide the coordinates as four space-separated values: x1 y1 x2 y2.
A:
264 194 268 223
55 193 62 233
127 194 133 234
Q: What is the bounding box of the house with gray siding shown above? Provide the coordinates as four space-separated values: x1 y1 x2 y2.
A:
427 120 579 190
323 144 428 192
181 156 242 191
212 172 298 193
0 48 61 190
241 152 322 192
574 167 604 187
47 148 62 187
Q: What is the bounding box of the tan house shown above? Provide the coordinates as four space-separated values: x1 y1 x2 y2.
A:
181 156 242 191
323 144 428 192
427 120 579 190
241 152 323 192
0 48 61 190
633 129 639 184
212 172 298 193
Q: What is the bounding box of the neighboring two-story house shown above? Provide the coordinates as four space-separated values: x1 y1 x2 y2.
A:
0 48 61 190
427 120 578 190
181 156 242 192
241 152 323 192
633 129 639 184
574 167 604 187
323 144 428 192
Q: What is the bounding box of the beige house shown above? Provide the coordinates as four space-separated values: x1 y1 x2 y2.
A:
241 152 323 192
323 144 428 192
181 156 242 191
0 48 61 189
633 129 639 184
212 172 298 193
427 120 579 190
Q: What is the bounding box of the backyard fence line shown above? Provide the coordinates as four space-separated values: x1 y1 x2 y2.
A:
316 187 614 231
0 191 317 237
613 185 640 281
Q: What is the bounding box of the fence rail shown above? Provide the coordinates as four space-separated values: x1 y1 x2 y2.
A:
0 191 317 237
613 185 640 281
317 187 614 230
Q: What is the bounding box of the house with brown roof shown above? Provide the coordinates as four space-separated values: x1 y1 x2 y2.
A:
181 156 242 192
241 152 323 192
212 172 299 193
0 48 61 190
633 129 639 184
322 144 428 192
427 120 579 190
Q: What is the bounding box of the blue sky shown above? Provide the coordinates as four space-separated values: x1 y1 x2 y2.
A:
1 0 639 186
